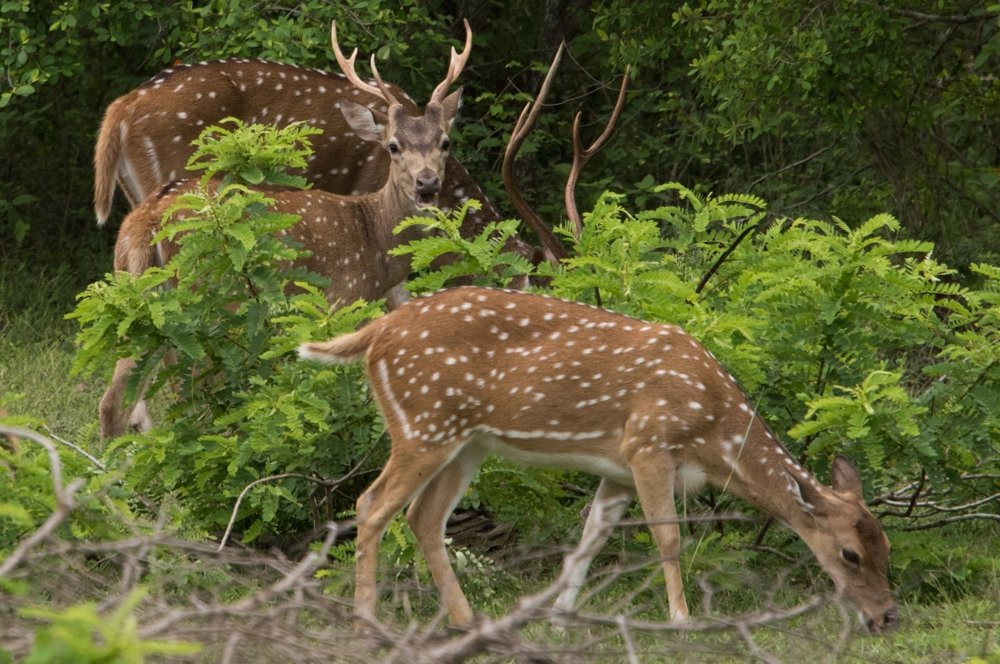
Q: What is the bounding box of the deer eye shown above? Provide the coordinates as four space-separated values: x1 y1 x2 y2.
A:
387 140 400 155
841 548 861 566
440 137 451 151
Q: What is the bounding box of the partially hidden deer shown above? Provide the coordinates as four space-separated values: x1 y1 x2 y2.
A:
93 25 503 236
98 21 472 438
299 286 898 633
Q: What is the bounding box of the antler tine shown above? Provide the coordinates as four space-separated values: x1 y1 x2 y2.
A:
501 42 569 264
331 21 398 105
565 65 630 240
429 18 473 104
367 54 401 108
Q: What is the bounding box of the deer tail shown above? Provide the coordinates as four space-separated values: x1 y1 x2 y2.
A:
94 96 129 227
298 318 387 365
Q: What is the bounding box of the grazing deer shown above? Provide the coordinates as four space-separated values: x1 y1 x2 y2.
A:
92 26 503 236
98 21 472 438
299 286 898 633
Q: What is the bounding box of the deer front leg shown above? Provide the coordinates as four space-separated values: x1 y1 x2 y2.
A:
553 478 633 613
625 439 689 623
405 444 485 625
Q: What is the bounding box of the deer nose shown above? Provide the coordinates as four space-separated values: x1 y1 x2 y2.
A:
865 604 899 634
416 171 441 195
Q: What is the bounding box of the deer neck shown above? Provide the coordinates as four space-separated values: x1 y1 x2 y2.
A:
703 417 832 536
362 183 431 287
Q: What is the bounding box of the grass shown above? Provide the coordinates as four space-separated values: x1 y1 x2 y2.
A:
454 538 1000 663
1 260 999 662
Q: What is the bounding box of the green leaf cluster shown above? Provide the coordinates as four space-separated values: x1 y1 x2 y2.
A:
186 118 321 188
390 200 534 294
67 121 386 539
21 589 200 663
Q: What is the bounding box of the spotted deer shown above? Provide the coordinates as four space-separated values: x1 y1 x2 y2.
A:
98 21 472 438
91 23 535 262
299 286 898 633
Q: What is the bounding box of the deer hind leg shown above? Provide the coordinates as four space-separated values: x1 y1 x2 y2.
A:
405 443 486 625
623 427 689 623
353 441 466 624
553 478 634 613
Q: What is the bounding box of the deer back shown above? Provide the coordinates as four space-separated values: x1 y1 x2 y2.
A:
114 179 426 306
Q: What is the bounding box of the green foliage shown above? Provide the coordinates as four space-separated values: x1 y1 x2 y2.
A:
391 201 535 293
21 588 200 663
67 122 386 539
464 458 577 539
186 118 321 188
0 421 126 554
890 527 1000 602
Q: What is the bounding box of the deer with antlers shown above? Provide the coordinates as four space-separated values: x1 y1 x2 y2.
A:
98 21 473 438
299 286 898 633
92 25 504 234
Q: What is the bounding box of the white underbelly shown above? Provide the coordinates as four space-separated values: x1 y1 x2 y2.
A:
472 431 635 487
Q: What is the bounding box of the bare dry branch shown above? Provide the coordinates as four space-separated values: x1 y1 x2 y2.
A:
899 512 1000 531
43 425 106 470
419 507 617 661
140 522 344 638
0 478 84 578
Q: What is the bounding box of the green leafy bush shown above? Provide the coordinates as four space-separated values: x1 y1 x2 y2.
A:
21 589 200 663
391 201 534 293
68 121 386 541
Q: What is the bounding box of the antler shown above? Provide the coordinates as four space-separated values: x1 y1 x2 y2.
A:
502 46 630 263
502 43 570 264
429 19 473 105
565 66 629 239
330 21 401 107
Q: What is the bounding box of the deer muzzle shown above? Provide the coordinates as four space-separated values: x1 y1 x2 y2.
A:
862 603 899 634
415 170 441 207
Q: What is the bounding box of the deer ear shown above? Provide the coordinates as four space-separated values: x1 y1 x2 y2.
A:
340 100 386 142
440 86 463 129
831 455 863 498
784 469 819 515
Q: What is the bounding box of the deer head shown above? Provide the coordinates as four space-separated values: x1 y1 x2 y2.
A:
299 286 897 633
784 456 897 632
329 19 468 214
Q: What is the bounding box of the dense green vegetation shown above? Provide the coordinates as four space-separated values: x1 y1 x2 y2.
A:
2 1 998 661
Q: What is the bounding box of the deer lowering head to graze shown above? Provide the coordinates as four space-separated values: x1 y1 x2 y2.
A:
299 286 898 633
98 22 473 438
91 22 526 260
